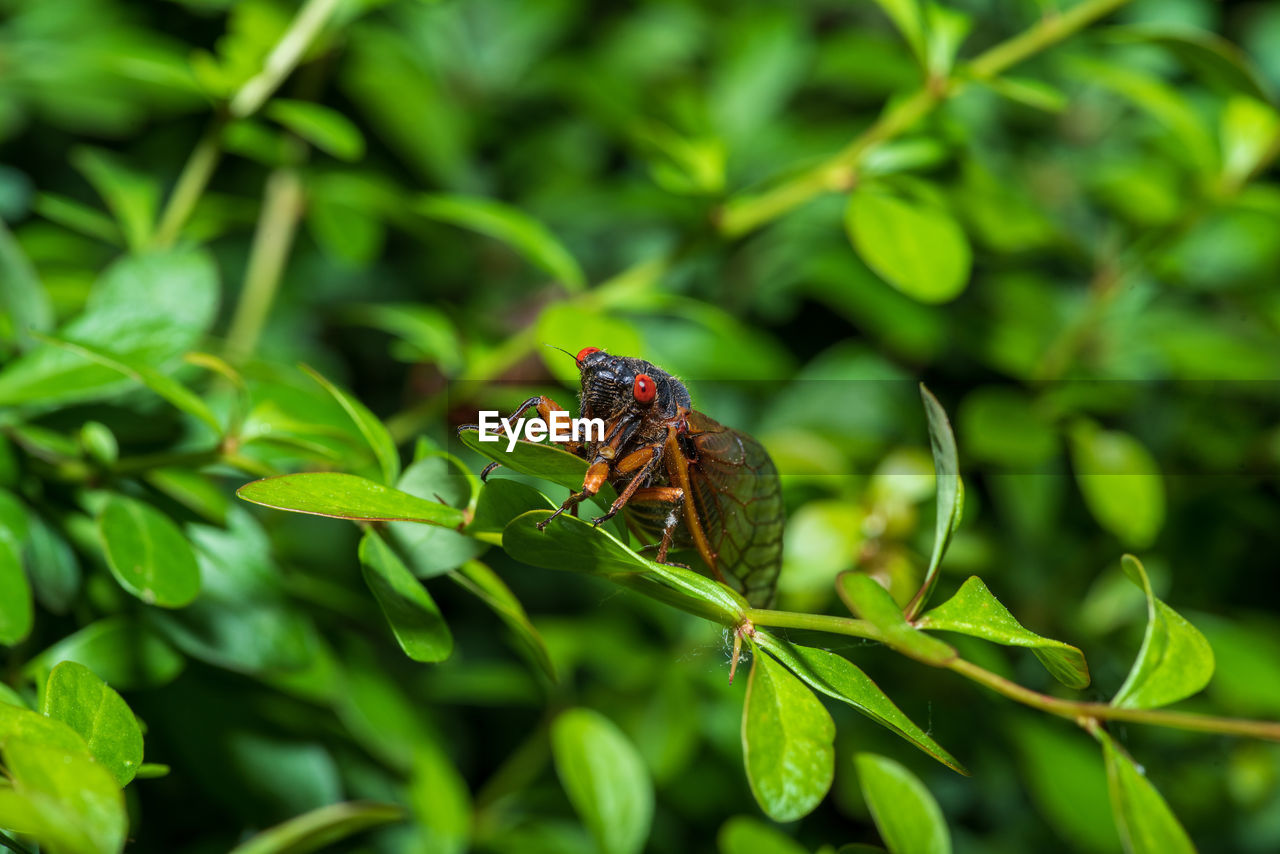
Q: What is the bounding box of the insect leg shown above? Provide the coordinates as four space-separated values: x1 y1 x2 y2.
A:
626 486 685 562
590 446 664 527
536 459 610 531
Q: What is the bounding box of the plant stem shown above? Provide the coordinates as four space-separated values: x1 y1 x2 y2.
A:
746 608 879 641
230 0 342 118
716 0 1133 238
152 120 224 249
750 605 1280 742
225 168 304 364
950 658 1280 742
967 0 1131 80
0 833 35 854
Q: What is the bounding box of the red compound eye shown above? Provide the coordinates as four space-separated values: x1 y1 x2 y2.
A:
633 374 656 404
576 346 602 362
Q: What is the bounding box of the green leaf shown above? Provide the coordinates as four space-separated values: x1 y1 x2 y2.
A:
97 495 201 608
845 190 972 304
387 454 486 577
343 303 461 372
0 220 52 349
1111 555 1214 710
227 801 404 854
414 194 585 291
742 649 836 822
458 428 595 492
303 365 400 485
407 742 472 854
867 0 927 65
70 146 158 252
981 76 1069 113
32 192 123 245
0 249 219 408
145 467 231 526
908 383 963 618
502 509 650 577
1095 729 1196 854
1011 717 1121 852
551 708 654 854
0 740 127 854
1069 58 1217 175
42 661 144 786
27 617 185 691
153 509 317 677
717 816 809 854
358 531 453 664
0 683 26 708
1220 96 1280 185
753 633 966 774
467 478 556 543
501 511 745 625
264 99 366 161
837 573 956 666
855 753 952 854
925 4 971 78
957 386 1058 467
237 473 465 526
80 421 118 466
451 560 556 681
34 333 223 434
916 577 1090 689
1070 424 1165 548
0 535 34 647
0 699 90 755
1105 24 1272 101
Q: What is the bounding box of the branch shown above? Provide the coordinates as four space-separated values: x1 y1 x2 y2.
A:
950 658 1280 742
716 0 1134 238
746 606 1280 743
225 168 305 364
229 0 343 119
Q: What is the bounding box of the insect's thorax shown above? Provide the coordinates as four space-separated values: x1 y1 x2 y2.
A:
576 356 691 482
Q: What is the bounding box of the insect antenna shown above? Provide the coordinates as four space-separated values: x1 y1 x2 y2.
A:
544 344 577 361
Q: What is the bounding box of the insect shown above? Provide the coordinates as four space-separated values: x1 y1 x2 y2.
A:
466 347 783 607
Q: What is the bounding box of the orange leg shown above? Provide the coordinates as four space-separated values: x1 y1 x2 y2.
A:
628 486 686 563
536 458 611 531
589 445 665 527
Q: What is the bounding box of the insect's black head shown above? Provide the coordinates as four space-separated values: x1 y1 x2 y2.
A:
573 347 690 421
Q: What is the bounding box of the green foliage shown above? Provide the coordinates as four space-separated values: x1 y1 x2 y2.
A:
854 753 951 854
97 494 202 608
1 0 1278 850
237 472 466 525
1096 730 1196 854
42 662 144 786
1110 556 1214 710
742 651 836 822
916 577 1089 689
358 530 452 663
844 191 972 304
551 708 654 854
226 801 404 854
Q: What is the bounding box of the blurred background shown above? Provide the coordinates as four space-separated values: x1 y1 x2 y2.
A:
2 0 1280 851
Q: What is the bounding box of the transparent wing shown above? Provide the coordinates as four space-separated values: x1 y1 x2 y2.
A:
684 411 784 607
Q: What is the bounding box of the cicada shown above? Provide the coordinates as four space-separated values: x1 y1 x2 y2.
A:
470 347 783 606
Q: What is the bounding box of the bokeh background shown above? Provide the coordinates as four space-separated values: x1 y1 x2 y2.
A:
2 0 1280 851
